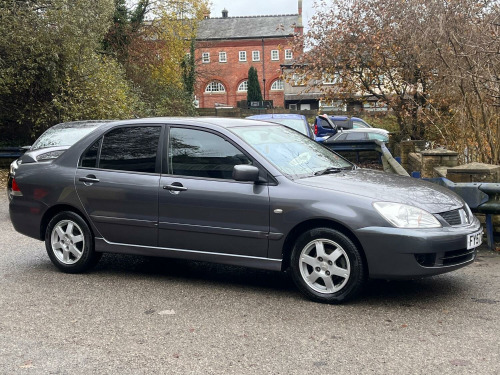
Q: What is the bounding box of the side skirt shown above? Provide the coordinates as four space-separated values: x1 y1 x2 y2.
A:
94 237 282 271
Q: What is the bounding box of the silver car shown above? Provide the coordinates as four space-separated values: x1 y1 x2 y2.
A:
8 118 483 303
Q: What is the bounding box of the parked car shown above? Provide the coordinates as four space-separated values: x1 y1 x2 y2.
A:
313 115 374 141
331 116 373 129
245 113 314 139
326 128 390 143
7 120 111 201
9 118 482 303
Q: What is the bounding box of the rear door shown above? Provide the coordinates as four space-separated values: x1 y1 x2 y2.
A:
158 126 270 257
75 125 162 247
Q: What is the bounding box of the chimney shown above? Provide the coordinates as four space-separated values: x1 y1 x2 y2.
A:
298 0 302 15
222 8 228 18
203 10 210 19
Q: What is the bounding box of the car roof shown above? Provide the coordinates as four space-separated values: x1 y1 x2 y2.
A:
50 120 114 129
329 116 365 121
246 114 306 120
103 117 283 129
339 128 388 134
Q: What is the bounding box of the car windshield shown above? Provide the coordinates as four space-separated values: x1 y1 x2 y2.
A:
31 122 105 151
232 125 353 178
267 118 308 135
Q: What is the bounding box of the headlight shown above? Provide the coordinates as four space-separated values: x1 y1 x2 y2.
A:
9 159 19 175
373 202 442 228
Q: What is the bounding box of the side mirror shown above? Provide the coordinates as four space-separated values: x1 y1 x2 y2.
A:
233 165 260 182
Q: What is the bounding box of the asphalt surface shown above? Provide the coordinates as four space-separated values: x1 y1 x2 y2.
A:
1 185 499 374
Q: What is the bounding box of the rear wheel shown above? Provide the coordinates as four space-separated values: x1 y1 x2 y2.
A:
45 211 101 273
290 227 365 303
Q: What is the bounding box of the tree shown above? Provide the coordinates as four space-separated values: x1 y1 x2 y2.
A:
294 0 499 163
247 67 263 102
182 39 196 97
294 0 434 140
0 0 141 144
122 0 209 116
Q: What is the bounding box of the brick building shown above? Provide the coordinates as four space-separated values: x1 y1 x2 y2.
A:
194 2 303 108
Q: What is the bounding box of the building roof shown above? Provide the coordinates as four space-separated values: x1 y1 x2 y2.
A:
197 14 301 40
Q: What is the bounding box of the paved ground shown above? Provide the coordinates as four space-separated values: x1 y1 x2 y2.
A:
1 175 499 374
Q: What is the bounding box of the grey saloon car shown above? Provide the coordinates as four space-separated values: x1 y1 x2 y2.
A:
8 118 483 303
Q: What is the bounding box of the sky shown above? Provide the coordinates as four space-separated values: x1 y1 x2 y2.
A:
208 0 315 28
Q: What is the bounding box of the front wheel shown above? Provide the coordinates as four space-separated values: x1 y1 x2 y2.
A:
45 211 101 273
290 228 366 304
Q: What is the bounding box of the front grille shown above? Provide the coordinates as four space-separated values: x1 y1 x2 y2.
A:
414 248 476 267
438 208 468 226
440 248 476 266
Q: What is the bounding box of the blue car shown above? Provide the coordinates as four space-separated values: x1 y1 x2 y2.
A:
246 114 314 139
314 115 373 141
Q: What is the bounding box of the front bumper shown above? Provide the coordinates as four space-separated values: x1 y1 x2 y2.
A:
356 217 482 279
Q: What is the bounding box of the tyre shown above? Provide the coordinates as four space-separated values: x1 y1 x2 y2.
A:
45 211 101 273
290 227 366 304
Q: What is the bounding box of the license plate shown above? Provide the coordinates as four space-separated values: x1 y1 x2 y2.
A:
467 230 483 250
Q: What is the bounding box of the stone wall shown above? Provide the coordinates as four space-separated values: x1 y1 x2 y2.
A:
407 152 422 175
446 163 500 183
420 149 459 178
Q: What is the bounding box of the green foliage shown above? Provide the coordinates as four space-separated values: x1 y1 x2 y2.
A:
0 0 203 144
0 0 140 143
363 115 399 133
247 67 263 102
182 40 196 97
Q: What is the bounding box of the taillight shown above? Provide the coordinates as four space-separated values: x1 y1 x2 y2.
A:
314 124 318 135
11 178 23 196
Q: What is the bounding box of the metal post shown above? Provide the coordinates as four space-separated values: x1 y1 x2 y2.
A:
485 214 494 250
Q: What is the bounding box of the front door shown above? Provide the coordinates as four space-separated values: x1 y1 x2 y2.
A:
158 126 270 257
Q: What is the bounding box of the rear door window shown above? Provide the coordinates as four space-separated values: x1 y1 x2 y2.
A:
88 126 161 173
334 134 348 141
345 132 367 140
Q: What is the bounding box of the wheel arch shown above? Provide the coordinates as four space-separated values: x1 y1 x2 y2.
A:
281 219 368 272
40 204 94 241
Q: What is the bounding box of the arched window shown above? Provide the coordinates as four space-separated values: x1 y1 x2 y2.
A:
270 79 284 90
237 80 248 92
205 81 226 93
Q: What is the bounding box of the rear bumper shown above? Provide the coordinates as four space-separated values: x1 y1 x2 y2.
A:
356 218 482 279
9 196 46 241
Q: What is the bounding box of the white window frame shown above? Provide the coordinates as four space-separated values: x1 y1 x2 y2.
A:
292 73 306 86
239 51 247 62
205 81 226 93
271 50 279 61
219 52 227 63
237 80 248 92
270 79 284 90
285 49 292 60
252 51 260 61
202 52 210 63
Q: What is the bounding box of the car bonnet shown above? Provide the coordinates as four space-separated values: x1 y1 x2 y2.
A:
294 168 464 214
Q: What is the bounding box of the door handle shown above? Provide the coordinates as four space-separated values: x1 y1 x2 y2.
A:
163 183 187 192
79 175 100 184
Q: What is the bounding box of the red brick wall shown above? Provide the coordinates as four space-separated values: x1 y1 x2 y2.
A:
195 38 294 108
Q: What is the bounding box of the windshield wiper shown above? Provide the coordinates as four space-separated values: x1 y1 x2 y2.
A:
314 165 355 176
314 167 343 176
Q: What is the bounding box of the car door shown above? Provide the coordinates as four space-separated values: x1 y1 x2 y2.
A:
75 125 162 247
158 126 270 257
